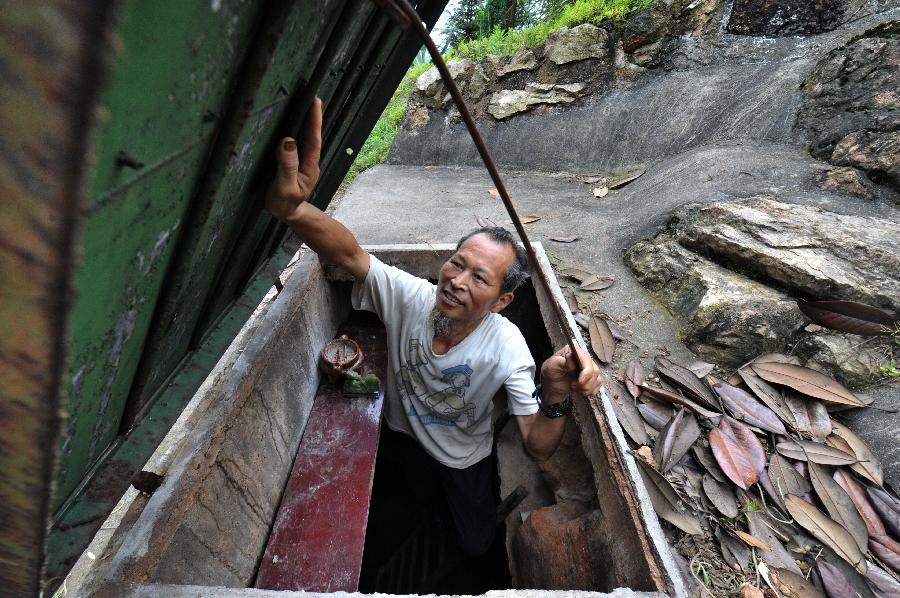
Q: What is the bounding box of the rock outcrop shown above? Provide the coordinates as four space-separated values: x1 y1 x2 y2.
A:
488 82 586 120
626 196 900 386
673 197 900 312
543 23 609 65
796 22 900 191
624 233 806 367
727 0 851 36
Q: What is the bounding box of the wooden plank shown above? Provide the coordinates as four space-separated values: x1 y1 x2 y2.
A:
255 319 387 592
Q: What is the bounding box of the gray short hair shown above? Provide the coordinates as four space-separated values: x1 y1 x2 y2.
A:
456 227 530 293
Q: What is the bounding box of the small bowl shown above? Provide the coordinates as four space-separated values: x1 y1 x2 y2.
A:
320 335 362 382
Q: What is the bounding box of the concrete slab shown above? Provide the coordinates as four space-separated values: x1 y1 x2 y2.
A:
112 582 666 598
332 145 900 489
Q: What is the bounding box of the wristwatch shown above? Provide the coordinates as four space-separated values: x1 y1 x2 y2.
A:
532 384 573 418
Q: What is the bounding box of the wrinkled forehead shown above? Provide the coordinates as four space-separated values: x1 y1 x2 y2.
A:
454 233 515 276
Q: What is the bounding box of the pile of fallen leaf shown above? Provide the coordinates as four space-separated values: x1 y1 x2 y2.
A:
569 289 900 597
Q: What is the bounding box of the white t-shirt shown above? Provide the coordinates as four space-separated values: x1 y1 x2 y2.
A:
352 255 538 469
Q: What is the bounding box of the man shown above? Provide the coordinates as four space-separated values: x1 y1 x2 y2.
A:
267 99 601 556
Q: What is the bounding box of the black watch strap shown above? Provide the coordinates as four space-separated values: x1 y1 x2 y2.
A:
532 384 573 418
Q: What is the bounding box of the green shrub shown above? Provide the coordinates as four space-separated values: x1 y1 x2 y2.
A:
344 61 433 184
451 0 653 61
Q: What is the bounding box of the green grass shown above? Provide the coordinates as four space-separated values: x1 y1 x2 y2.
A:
344 0 653 184
344 61 433 184
450 0 654 61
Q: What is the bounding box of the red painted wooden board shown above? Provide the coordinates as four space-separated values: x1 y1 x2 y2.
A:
255 321 387 591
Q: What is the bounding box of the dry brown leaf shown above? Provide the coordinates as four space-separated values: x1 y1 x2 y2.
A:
753 353 802 366
825 433 854 456
559 268 592 283
870 534 900 574
638 402 672 431
573 313 590 330
714 381 787 434
638 384 721 419
607 166 646 189
868 487 900 539
579 274 614 291
738 583 765 598
775 439 856 466
747 510 803 574
717 527 752 572
488 188 500 198
735 529 771 551
655 357 719 410
750 362 864 407
807 399 832 442
867 561 900 596
686 361 716 378
593 186 609 198
520 215 541 224
716 525 750 572
588 316 615 364
693 441 728 483
785 392 813 434
769 453 811 501
709 417 762 489
738 369 797 428
626 360 644 399
769 567 824 598
785 494 867 574
608 381 648 445
798 299 897 336
637 461 703 535
563 287 578 313
807 462 869 553
654 408 700 473
758 468 789 515
831 420 883 486
476 216 497 228
703 473 738 518
815 560 855 598
833 469 885 536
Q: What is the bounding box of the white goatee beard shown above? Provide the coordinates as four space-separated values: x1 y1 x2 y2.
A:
431 306 456 339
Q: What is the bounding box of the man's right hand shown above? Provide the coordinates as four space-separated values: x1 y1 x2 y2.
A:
267 97 323 221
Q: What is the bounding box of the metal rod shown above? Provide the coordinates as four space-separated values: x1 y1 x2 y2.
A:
373 0 584 371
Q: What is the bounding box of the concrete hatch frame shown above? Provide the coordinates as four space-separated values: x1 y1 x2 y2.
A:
62 244 689 597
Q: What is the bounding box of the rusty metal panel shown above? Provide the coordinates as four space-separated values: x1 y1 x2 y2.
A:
30 0 449 591
125 0 349 419
55 0 265 509
0 1 114 595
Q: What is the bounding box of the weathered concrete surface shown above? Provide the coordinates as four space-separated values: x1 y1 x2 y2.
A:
333 148 900 486
81 252 349 590
391 60 807 172
390 9 899 173
112 583 666 597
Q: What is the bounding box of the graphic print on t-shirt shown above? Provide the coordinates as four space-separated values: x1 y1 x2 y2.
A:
397 339 477 427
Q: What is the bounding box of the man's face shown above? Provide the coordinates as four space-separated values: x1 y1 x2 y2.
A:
436 233 516 324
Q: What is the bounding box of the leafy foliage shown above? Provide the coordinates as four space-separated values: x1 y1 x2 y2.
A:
449 0 653 61
344 61 433 184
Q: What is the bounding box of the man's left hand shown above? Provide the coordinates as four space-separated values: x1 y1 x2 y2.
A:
540 345 602 402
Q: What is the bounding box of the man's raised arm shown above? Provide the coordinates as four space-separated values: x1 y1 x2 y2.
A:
267 98 370 281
